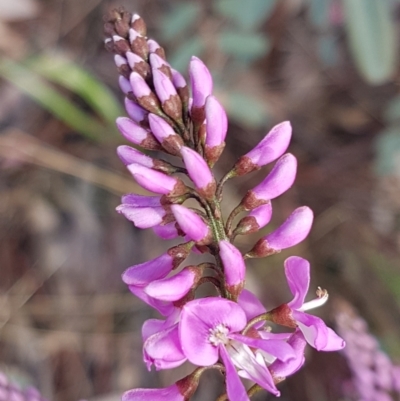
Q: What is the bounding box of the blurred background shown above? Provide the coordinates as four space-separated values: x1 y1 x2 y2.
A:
1 0 400 400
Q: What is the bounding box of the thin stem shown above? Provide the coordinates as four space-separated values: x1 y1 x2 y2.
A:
197 276 223 295
225 204 244 236
216 393 228 401
247 384 263 397
242 312 272 335
216 169 235 200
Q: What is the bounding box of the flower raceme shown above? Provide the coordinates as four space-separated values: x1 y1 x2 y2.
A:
104 8 345 401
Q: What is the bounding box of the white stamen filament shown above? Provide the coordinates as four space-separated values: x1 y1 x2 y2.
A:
299 287 329 311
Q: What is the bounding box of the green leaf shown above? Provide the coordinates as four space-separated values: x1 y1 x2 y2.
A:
374 127 400 175
224 91 268 128
26 54 123 127
0 58 107 141
308 0 330 28
342 0 397 84
161 3 201 41
384 95 400 123
218 31 269 61
214 0 277 30
169 37 204 72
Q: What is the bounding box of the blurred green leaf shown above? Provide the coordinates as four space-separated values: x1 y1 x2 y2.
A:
308 0 330 28
161 3 201 41
384 95 400 123
218 31 269 61
318 33 338 67
26 54 123 127
169 37 204 72
375 126 400 175
215 0 277 30
224 91 268 128
342 0 397 84
0 58 107 141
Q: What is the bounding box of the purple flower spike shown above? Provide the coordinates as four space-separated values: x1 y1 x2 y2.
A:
124 98 148 124
247 206 313 257
148 114 183 155
127 163 187 196
122 384 184 401
242 153 297 210
219 240 245 297
170 204 211 244
180 146 216 199
145 267 199 301
234 121 292 176
152 69 177 103
189 56 213 108
235 202 273 235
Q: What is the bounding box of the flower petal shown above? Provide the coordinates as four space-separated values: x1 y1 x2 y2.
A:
321 327 345 351
143 323 186 370
129 286 176 316
219 345 249 401
219 240 246 288
122 385 184 401
292 311 329 351
284 256 310 310
179 298 246 366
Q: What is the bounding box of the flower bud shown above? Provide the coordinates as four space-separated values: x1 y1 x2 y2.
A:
171 68 189 110
147 39 167 60
150 53 172 79
148 114 183 156
114 54 129 78
119 76 132 94
234 121 292 176
127 163 187 196
117 145 153 167
219 240 245 298
116 117 161 150
180 146 216 199
246 206 313 257
241 154 297 210
152 69 184 123
170 205 211 244
124 98 148 125
129 72 162 114
131 13 146 36
189 56 213 125
129 28 148 60
126 51 150 78
204 95 227 166
235 202 273 235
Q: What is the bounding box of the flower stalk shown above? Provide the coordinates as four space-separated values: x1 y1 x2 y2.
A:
104 8 345 400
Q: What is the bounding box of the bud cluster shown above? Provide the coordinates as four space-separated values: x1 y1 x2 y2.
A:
104 8 345 400
335 302 400 401
0 372 49 401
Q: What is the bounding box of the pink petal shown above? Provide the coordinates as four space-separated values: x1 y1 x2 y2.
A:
284 256 310 310
292 311 329 351
117 145 154 167
152 222 179 240
321 327 345 351
122 253 173 286
237 289 266 322
145 268 197 301
219 345 250 401
270 330 307 378
129 286 176 316
179 298 247 366
143 323 187 370
116 205 166 228
121 194 161 207
205 95 228 147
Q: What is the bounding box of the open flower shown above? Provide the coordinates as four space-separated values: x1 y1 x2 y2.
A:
180 297 296 399
270 256 345 351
